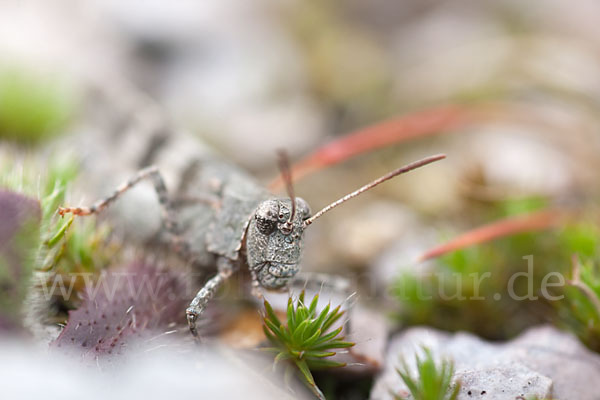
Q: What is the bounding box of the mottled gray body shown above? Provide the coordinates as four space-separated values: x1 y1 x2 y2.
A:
174 154 270 265
172 155 312 336
171 152 310 287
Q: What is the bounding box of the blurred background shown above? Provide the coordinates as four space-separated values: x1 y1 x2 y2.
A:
2 0 600 399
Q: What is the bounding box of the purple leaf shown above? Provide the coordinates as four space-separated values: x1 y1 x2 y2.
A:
51 262 189 363
0 190 41 332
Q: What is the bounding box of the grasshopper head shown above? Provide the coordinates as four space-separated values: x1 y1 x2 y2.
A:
246 197 311 289
245 152 446 291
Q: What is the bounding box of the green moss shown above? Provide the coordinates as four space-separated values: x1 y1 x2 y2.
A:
394 347 459 400
1 156 119 322
393 231 558 339
391 211 600 349
559 223 600 260
0 65 77 144
557 253 600 351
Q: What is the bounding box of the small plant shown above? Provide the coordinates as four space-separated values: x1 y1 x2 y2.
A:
1 156 118 321
1 156 117 275
37 165 120 320
261 291 354 399
394 347 459 400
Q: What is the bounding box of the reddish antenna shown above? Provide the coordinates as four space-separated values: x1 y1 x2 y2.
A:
303 154 446 228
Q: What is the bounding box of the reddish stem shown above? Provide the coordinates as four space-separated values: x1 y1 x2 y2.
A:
270 104 477 190
419 209 566 261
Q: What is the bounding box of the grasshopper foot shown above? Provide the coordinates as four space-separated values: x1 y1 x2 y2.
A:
186 308 199 338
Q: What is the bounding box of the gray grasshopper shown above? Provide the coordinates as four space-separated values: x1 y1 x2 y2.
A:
60 116 445 336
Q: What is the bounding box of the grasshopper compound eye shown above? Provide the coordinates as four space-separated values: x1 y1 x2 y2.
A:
255 199 279 235
296 197 311 220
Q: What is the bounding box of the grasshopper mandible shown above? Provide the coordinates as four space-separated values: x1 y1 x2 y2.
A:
59 115 445 337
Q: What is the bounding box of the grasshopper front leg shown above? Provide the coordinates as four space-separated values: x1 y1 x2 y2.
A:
186 257 235 337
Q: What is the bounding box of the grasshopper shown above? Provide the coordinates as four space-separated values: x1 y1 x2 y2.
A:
59 91 445 337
